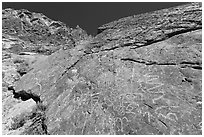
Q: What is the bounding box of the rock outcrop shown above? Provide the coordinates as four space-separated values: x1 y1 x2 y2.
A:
2 8 90 55
2 8 90 135
2 2 202 135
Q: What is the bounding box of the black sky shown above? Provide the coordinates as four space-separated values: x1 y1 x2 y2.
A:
2 2 188 35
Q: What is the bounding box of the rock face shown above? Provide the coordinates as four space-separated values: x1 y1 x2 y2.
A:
2 8 90 55
2 8 90 135
2 2 202 135
2 99 36 135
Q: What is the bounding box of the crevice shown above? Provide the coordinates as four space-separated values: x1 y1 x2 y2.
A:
180 61 202 70
7 85 49 134
190 66 202 70
143 103 154 109
121 58 178 66
166 27 202 38
158 119 168 128
181 65 202 70
180 61 201 66
79 27 202 67
130 27 202 50
183 77 193 83
97 28 107 34
88 27 202 54
120 58 202 70
61 58 81 77
8 85 41 103
121 58 158 65
17 70 27 76
14 90 41 103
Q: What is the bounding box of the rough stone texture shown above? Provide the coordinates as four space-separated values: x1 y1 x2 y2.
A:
2 2 202 135
2 99 36 135
2 8 91 55
2 47 48 134
2 7 93 134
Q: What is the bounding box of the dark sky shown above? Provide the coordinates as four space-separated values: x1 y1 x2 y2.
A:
3 2 188 35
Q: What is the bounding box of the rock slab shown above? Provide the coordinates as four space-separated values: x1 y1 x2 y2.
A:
2 2 202 135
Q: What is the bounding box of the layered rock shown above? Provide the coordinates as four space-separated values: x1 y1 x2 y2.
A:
3 2 202 135
2 8 90 135
2 8 90 55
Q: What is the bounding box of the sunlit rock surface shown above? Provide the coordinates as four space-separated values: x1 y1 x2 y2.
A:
2 8 90 55
2 2 202 135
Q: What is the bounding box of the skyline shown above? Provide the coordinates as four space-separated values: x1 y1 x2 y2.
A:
3 2 188 35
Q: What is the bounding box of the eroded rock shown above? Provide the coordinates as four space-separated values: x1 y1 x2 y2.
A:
2 99 36 135
2 8 91 55
3 2 202 135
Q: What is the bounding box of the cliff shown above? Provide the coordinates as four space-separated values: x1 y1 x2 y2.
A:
2 2 202 135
